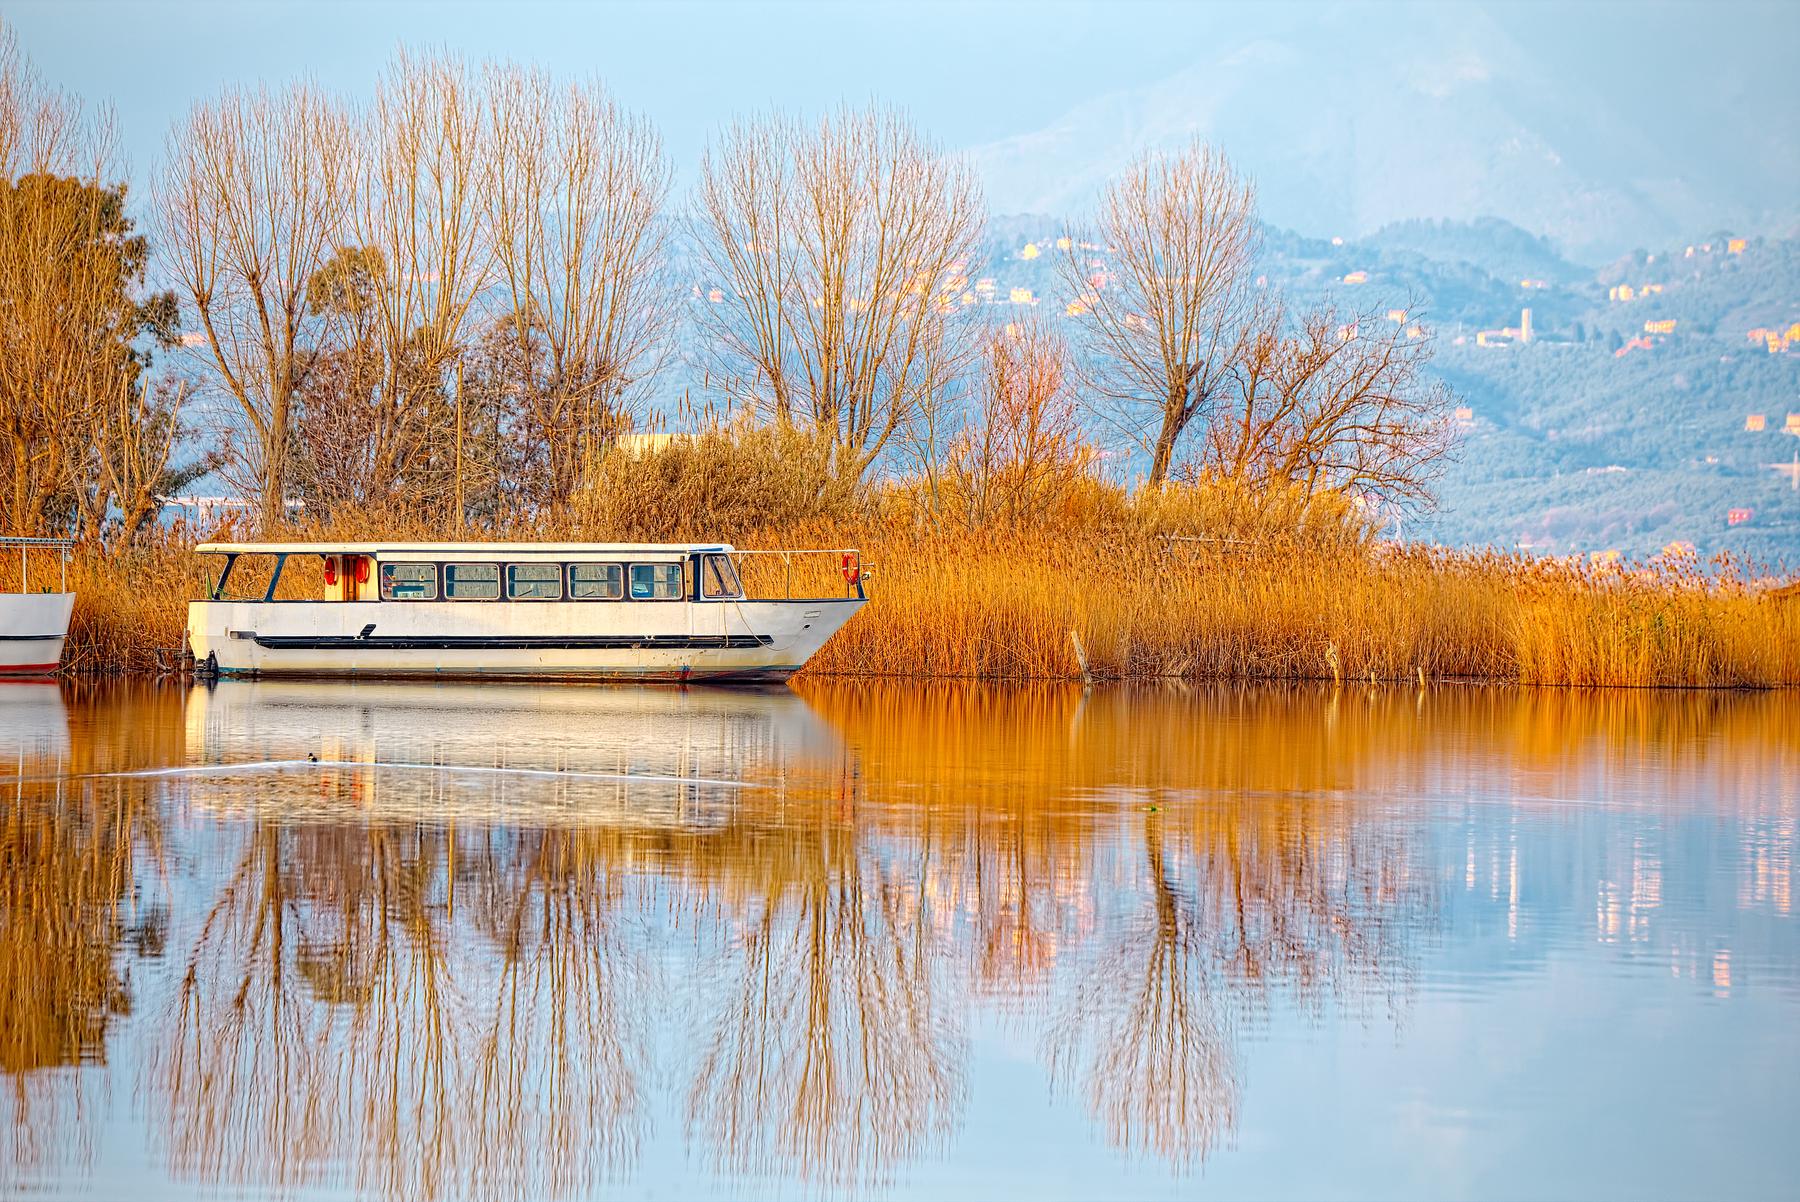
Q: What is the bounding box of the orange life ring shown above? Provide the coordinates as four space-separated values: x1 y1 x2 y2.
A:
841 552 859 584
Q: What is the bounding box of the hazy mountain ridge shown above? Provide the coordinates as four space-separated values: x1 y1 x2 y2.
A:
963 6 1800 261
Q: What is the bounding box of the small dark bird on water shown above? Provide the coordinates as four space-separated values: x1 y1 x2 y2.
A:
307 753 317 762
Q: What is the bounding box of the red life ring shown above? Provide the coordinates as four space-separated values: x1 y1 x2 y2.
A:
354 556 370 584
841 552 859 584
323 557 338 586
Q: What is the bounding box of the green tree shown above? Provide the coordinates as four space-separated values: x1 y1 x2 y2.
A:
0 173 177 534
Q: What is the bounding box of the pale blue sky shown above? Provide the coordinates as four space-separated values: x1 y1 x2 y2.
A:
7 0 1220 178
3 0 1800 253
6 0 1797 232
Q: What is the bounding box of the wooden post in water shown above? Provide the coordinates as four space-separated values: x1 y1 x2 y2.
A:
1070 628 1092 684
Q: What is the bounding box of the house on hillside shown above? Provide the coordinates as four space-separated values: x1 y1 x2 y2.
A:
1477 308 1534 348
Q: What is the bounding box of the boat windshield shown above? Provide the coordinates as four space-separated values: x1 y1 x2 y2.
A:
699 554 744 599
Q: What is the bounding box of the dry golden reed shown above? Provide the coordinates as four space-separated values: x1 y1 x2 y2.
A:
18 448 1797 688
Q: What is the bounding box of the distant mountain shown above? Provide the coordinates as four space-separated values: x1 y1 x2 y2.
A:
912 215 1800 560
963 5 1800 262
1359 217 1585 287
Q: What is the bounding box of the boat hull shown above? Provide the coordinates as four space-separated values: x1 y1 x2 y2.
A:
0 593 74 675
187 597 864 683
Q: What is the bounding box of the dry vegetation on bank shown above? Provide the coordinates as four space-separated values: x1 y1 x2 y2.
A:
19 440 1797 689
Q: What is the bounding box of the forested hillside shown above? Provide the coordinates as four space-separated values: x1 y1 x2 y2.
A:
959 215 1800 561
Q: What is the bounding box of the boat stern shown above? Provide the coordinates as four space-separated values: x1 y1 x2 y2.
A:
0 592 76 674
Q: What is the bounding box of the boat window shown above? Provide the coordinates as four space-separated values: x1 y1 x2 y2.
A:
568 563 624 600
379 562 439 601
444 563 500 600
700 554 743 599
629 562 684 601
507 563 563 601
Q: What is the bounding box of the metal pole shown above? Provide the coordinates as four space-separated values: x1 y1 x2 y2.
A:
455 360 466 533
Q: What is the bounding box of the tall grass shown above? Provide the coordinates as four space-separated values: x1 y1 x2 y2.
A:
21 432 1799 687
805 531 1799 687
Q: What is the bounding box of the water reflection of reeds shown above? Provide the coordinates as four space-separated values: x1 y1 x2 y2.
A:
0 681 179 1192
0 680 1791 1198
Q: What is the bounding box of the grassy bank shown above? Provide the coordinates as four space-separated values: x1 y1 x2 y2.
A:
807 530 1799 687
20 516 1799 689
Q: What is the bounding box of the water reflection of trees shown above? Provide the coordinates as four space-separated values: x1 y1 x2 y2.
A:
679 818 960 1187
799 682 1435 1169
34 680 1780 1194
152 820 648 1200
0 681 177 1192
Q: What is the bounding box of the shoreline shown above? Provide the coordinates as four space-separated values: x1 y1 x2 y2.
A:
20 525 1799 691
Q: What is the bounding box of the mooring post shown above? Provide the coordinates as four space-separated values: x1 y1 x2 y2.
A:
1070 628 1092 685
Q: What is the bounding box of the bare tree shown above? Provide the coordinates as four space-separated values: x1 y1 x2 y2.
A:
946 319 1094 527
692 105 983 482
99 375 221 541
341 50 489 508
1060 139 1257 487
1204 303 1454 508
486 62 672 506
0 18 90 177
158 82 351 528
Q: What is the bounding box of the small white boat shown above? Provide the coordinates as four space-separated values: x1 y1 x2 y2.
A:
187 541 868 684
0 537 75 676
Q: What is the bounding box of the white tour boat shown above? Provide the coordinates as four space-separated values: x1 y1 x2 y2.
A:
0 537 75 675
187 541 868 684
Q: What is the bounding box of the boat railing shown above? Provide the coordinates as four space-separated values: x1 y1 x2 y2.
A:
0 536 75 594
730 548 866 601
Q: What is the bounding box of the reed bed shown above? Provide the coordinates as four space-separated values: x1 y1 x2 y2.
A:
12 432 1796 688
804 531 1799 688
19 517 1794 688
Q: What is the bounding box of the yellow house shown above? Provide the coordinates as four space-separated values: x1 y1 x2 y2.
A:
1342 270 1368 285
1746 414 1766 432
1728 238 1747 254
1644 318 1677 335
1020 242 1040 260
614 432 678 458
1786 413 1800 434
1009 287 1036 305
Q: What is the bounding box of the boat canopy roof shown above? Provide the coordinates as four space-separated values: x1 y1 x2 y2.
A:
195 541 735 557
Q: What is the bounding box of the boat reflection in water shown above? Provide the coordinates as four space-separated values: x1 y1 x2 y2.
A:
0 681 67 769
180 679 841 827
1 682 1795 1200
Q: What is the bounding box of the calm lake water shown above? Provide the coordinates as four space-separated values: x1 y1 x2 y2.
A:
1 679 1795 1201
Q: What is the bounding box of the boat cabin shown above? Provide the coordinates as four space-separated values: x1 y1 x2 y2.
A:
188 541 866 684
198 542 782 606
